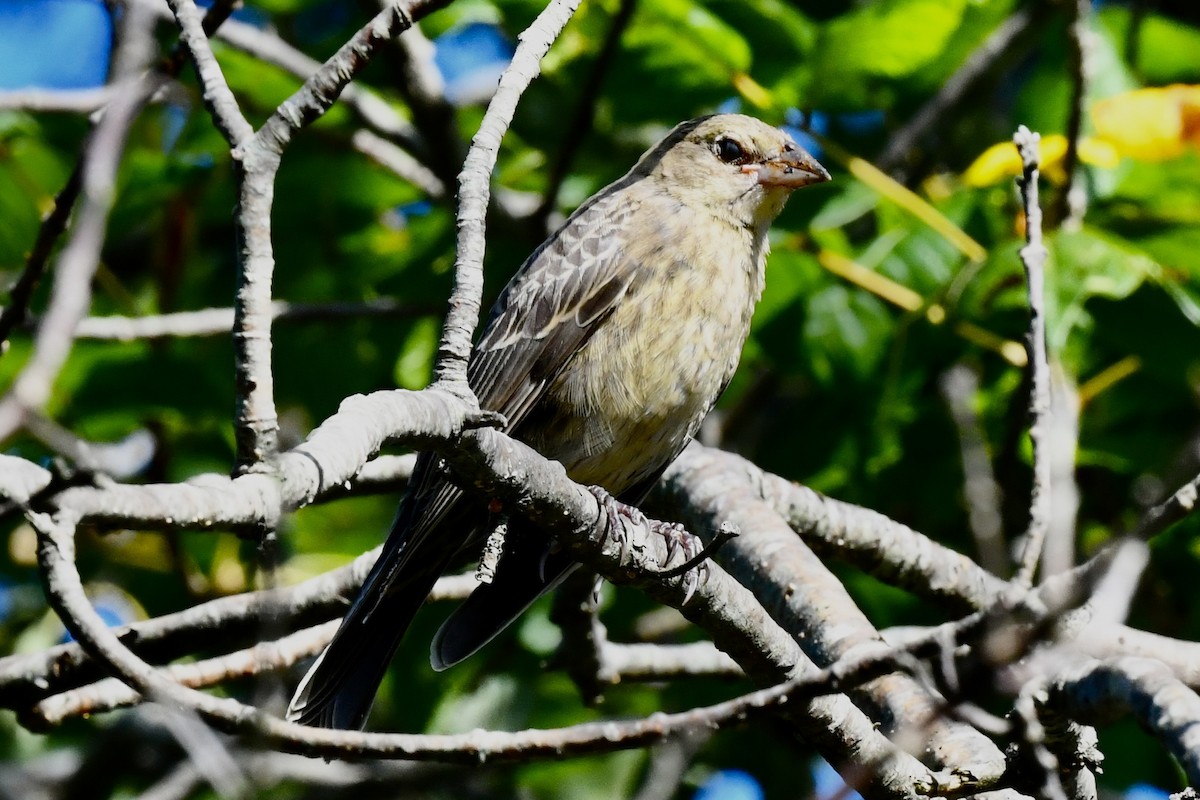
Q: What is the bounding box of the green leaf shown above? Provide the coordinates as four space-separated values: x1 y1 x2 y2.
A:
394 316 440 390
707 0 817 89
1047 228 1152 350
811 0 968 105
609 0 753 120
803 283 894 382
1099 7 1200 84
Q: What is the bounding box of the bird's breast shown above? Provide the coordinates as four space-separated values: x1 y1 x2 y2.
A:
527 213 766 493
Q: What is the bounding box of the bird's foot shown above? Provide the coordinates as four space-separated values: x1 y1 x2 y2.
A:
651 521 739 604
586 486 730 606
586 486 645 565
649 520 707 605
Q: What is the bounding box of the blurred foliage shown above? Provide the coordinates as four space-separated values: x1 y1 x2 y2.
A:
2 0 1200 797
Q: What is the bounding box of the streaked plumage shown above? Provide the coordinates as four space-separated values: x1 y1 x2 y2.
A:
288 114 830 730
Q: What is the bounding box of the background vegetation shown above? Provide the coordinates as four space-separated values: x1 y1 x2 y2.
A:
2 0 1200 797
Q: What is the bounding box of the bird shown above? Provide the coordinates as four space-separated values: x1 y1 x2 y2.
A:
287 114 830 730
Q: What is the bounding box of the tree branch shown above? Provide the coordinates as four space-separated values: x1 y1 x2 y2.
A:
1013 126 1052 587
0 6 157 441
433 0 584 391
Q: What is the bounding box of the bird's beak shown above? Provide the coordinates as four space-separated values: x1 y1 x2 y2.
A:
742 145 831 189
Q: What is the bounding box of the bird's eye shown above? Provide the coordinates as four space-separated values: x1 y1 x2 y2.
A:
714 137 746 164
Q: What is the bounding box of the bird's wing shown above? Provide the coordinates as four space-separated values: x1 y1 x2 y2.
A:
468 189 643 421
363 188 647 610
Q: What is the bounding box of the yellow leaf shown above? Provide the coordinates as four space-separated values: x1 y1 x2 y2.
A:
963 140 1023 187
1092 85 1200 161
1077 137 1120 169
963 134 1118 187
964 135 1069 186
732 72 773 110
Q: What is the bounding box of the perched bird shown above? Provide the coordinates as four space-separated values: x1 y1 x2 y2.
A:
288 114 830 730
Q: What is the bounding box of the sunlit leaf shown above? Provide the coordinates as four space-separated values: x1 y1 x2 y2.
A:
1093 85 1200 161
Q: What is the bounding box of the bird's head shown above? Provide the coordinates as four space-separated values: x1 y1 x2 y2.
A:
637 114 830 231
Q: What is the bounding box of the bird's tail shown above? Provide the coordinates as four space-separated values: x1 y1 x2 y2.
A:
287 568 438 730
430 523 577 671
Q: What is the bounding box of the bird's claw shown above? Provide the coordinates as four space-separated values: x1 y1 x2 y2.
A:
649 520 708 604
587 485 645 566
585 487 712 606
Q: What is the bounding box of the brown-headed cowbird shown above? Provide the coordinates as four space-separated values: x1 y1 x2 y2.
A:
287 114 829 729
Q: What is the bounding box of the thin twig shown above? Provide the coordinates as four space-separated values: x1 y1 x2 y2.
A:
1130 471 1200 540
253 1 448 156
31 621 340 725
65 298 434 341
1013 126 1052 588
532 0 638 228
0 166 83 353
351 129 446 196
1055 0 1092 230
940 364 1009 576
433 0 585 391
0 0 238 354
0 87 121 113
138 704 250 800
385 19 463 190
878 6 1039 175
165 0 254 146
23 412 156 479
0 7 157 441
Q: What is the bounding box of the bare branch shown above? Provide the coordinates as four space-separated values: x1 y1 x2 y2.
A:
1044 368 1080 577
38 503 993 798
66 298 434 341
0 0 237 353
878 7 1040 175
222 0 448 467
600 641 742 682
1047 657 1200 785
434 0 585 391
153 0 423 147
532 0 638 228
0 6 157 441
703 444 1008 611
941 364 1009 576
0 557 470 710
165 0 254 146
0 87 121 113
1055 0 1093 230
1013 126 1052 587
30 621 340 725
658 445 1008 784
